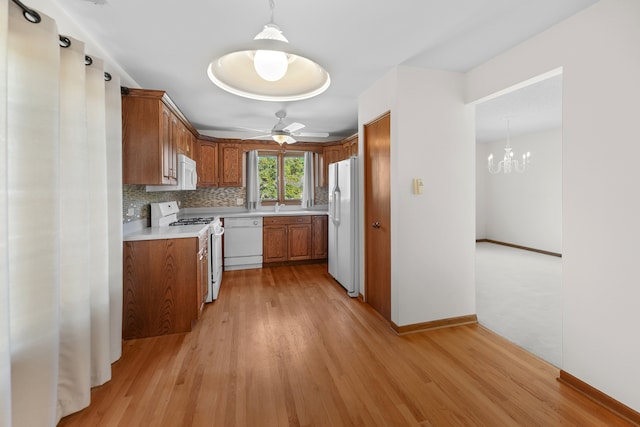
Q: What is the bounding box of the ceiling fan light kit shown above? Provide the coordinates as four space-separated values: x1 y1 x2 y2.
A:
207 1 330 101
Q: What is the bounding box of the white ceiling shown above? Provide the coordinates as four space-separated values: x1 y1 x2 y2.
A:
54 0 590 143
475 74 563 144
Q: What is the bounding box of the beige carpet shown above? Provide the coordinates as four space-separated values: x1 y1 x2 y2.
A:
475 242 562 367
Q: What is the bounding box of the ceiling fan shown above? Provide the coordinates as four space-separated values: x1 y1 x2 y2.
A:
246 110 330 145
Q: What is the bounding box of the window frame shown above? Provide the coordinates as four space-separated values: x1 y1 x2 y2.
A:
257 150 306 206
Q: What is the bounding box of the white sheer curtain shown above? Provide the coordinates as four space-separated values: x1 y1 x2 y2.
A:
0 1 11 426
246 149 260 210
1 2 122 426
301 151 315 208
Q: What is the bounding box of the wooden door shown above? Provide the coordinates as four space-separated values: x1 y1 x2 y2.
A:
364 112 391 320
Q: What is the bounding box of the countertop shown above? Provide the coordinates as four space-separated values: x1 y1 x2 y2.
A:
216 210 328 219
123 208 328 242
123 223 210 242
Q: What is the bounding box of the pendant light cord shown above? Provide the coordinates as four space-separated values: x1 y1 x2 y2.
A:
269 0 276 24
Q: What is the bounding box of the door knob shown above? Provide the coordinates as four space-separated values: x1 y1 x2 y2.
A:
372 221 381 229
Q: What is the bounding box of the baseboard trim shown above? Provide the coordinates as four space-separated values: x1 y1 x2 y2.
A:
390 314 478 336
262 259 327 268
476 239 562 258
558 370 640 425
358 293 364 302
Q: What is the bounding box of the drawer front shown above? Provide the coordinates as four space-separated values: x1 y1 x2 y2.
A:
263 215 312 225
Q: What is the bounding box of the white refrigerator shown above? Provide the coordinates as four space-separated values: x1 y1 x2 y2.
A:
328 157 358 297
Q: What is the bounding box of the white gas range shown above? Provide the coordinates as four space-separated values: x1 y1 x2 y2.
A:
150 201 224 302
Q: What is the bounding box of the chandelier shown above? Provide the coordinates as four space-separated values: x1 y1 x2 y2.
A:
487 119 531 174
207 0 330 102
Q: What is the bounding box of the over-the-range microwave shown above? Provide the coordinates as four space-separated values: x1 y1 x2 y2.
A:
146 154 197 192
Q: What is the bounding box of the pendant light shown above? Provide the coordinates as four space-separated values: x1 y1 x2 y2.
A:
207 0 330 102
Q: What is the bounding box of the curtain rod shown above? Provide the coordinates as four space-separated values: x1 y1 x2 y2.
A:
12 0 40 23
11 0 112 82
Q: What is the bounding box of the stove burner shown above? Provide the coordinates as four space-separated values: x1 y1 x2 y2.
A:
169 217 216 226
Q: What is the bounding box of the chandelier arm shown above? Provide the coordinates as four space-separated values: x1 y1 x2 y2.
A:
487 158 503 174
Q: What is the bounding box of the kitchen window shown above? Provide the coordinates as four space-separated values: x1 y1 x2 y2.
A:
258 151 305 204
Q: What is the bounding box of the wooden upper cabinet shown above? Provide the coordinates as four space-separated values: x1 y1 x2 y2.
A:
218 142 243 187
342 134 358 158
123 90 174 185
122 89 200 185
322 145 343 187
176 119 194 158
197 140 218 187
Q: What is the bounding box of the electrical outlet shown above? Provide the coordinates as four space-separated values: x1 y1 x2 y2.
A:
236 198 244 206
127 207 134 216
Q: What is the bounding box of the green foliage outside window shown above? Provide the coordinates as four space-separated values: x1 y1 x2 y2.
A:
284 156 304 200
258 153 305 202
258 155 277 200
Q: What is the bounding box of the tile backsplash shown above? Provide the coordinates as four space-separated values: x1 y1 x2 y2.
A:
123 185 328 223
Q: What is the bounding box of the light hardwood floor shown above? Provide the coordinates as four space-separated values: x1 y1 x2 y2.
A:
59 263 633 426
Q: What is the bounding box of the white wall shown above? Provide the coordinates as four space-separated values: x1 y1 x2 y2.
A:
477 128 562 253
468 0 640 411
359 66 476 327
28 0 138 86
475 143 488 239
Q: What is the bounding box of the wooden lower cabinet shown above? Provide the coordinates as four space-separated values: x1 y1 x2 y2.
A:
263 215 328 264
263 224 288 263
288 223 313 261
312 215 328 259
123 235 206 340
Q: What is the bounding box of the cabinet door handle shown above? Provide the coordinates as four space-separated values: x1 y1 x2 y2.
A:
372 221 381 229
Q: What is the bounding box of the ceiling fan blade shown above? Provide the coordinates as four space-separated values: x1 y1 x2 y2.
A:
207 125 268 133
284 136 297 144
283 122 305 133
243 134 272 140
294 131 330 138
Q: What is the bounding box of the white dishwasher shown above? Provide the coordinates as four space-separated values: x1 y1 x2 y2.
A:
223 217 263 271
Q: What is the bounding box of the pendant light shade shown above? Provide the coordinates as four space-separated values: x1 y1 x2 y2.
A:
207 5 330 101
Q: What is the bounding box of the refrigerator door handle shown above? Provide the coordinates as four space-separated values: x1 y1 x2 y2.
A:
333 188 341 226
